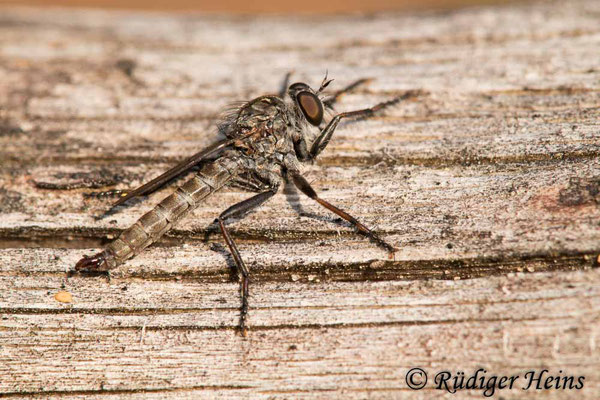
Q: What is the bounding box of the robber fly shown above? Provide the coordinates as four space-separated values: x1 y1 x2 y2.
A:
75 73 404 336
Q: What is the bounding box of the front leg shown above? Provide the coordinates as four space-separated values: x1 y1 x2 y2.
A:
310 94 411 159
216 188 278 336
324 78 372 109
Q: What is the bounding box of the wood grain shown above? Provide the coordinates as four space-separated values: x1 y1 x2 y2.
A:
0 0 599 398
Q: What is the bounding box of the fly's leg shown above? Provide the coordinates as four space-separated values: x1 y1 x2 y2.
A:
282 74 370 106
278 71 294 98
229 173 269 193
216 188 278 336
203 174 269 240
324 78 372 108
311 92 413 159
289 171 396 255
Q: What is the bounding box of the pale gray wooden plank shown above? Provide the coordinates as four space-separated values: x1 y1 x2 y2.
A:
0 1 599 398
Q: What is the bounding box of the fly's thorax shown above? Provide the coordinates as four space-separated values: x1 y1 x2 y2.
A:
221 91 322 165
233 96 288 132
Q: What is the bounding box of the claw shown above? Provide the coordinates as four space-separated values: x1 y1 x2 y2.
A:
74 251 108 272
388 247 399 261
240 326 248 337
238 277 249 337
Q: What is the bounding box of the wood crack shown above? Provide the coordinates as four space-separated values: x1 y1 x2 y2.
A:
0 385 254 399
1 247 596 282
2 148 599 171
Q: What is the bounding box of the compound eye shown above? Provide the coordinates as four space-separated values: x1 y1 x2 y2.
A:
297 92 323 126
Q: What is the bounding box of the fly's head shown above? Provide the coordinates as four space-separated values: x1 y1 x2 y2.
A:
288 82 325 127
287 74 333 126
286 77 333 150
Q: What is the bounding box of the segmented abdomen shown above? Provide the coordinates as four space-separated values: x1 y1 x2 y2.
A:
102 157 239 269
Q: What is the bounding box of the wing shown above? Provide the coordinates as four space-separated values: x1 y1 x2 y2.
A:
217 101 247 139
112 137 236 207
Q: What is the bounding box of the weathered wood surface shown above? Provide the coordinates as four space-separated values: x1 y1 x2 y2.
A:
0 1 599 398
